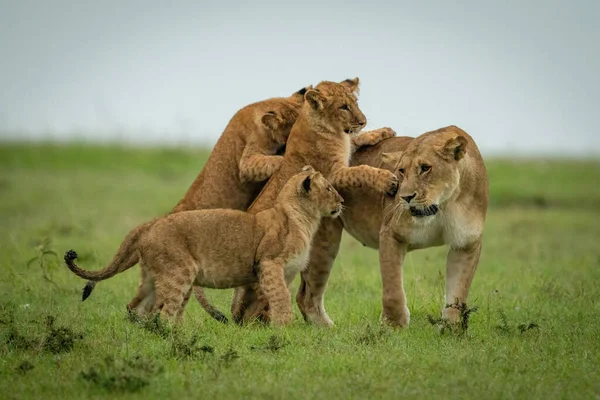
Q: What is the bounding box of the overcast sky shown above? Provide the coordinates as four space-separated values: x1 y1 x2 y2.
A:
0 0 598 155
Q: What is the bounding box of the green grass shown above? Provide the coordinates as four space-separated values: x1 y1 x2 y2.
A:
1 142 599 399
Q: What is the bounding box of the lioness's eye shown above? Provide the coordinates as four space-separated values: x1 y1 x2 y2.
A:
340 104 349 111
420 165 432 174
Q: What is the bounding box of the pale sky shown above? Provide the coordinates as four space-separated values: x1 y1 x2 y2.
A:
0 0 598 155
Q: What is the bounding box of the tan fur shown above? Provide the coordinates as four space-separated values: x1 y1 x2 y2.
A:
339 126 489 327
65 167 344 326
230 78 400 324
81 86 310 318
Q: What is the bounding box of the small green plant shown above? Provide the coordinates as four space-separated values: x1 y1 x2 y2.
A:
250 334 289 352
16 361 35 375
42 315 83 354
26 236 60 287
80 356 163 393
170 333 214 360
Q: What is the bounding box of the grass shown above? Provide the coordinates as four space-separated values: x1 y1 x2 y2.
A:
1 142 599 399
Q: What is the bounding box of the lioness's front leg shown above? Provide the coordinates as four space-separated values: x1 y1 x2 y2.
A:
379 227 410 327
442 239 482 323
258 259 293 326
351 127 396 149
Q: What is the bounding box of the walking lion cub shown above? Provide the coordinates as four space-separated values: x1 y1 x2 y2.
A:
64 166 343 325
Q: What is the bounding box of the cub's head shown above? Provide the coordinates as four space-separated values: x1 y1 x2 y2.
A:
279 166 344 218
255 85 313 144
383 129 468 218
303 78 367 136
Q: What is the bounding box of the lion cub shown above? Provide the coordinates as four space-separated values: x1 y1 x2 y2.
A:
64 166 343 325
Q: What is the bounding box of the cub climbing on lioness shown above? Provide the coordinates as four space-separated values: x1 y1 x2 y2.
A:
230 77 400 324
65 166 344 325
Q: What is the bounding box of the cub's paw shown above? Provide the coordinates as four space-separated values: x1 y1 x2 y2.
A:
376 170 398 196
375 127 396 140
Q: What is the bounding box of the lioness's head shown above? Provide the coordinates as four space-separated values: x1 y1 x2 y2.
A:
383 130 468 218
255 85 313 144
279 166 344 218
303 78 367 136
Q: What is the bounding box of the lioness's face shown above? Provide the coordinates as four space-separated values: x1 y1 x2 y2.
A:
259 86 312 144
299 166 344 218
304 78 367 136
385 134 468 218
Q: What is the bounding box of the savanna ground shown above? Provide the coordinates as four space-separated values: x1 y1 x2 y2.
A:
0 143 599 399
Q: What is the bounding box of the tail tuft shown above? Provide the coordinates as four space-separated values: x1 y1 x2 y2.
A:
64 249 78 264
82 281 96 301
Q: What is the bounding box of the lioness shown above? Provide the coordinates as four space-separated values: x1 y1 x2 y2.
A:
336 126 488 326
64 166 344 325
230 78 400 324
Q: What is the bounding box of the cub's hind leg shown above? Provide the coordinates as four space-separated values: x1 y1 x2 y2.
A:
150 261 197 321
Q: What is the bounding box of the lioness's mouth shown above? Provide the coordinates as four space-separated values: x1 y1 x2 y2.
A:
410 204 439 217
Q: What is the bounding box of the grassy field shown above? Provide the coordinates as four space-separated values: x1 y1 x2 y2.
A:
1 143 599 399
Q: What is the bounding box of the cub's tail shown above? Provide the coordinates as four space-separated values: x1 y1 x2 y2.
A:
193 286 229 324
64 219 157 300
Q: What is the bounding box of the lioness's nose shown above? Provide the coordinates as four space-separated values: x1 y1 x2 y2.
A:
401 193 416 203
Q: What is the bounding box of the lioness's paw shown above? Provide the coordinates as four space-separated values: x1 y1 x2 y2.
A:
380 307 410 328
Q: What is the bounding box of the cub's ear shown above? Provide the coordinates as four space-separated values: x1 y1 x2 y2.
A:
261 111 281 131
381 151 403 167
340 77 360 94
302 165 316 173
294 85 313 97
305 89 325 110
438 135 468 161
302 175 312 194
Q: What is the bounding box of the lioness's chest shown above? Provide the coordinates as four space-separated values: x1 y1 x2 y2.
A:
405 208 482 250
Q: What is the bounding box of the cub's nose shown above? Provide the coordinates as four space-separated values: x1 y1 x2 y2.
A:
401 193 416 204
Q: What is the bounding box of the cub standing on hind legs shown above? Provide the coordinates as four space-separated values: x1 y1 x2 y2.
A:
340 126 489 327
230 78 400 325
64 167 344 325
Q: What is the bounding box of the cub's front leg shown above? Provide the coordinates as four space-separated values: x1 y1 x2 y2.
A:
351 127 396 149
257 259 293 326
238 143 283 183
331 165 398 196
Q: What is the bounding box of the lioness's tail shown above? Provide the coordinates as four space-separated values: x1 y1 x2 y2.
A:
193 286 229 324
64 219 157 298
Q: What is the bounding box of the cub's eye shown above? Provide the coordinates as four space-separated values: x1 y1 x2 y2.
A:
420 165 432 174
340 104 350 111
398 168 405 175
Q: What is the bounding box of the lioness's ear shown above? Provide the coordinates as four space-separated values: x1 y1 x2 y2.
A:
261 111 281 131
340 77 360 94
439 135 468 161
382 151 403 166
305 89 325 110
302 175 312 194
